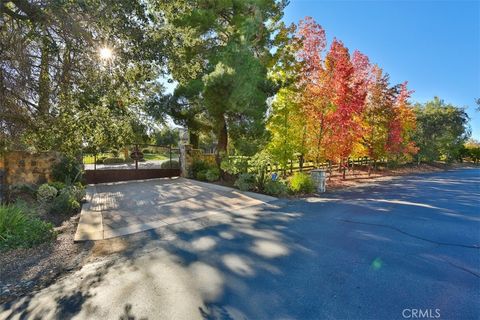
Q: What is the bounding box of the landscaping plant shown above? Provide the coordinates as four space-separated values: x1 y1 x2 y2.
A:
70 185 87 203
160 160 180 169
190 159 211 179
48 182 66 192
205 167 220 182
220 156 250 175
0 204 55 251
234 173 257 191
52 156 83 184
190 159 220 182
50 188 81 215
196 170 208 181
8 183 37 203
37 184 58 204
289 172 315 194
263 179 289 196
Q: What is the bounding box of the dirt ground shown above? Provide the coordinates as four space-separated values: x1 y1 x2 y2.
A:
0 213 93 304
325 163 441 190
323 162 478 191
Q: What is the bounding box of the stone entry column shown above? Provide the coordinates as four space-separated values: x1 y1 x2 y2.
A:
178 128 194 178
179 143 193 177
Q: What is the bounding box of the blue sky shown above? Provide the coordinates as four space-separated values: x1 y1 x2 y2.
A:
283 0 480 139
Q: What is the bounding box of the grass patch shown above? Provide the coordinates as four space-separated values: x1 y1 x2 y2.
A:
0 204 56 251
143 153 168 161
83 153 168 164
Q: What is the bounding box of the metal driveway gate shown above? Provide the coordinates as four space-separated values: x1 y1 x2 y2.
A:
83 144 181 184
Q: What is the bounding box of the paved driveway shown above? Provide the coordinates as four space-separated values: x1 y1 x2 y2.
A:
74 178 276 240
1 169 479 320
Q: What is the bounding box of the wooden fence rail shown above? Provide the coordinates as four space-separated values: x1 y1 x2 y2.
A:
224 155 388 176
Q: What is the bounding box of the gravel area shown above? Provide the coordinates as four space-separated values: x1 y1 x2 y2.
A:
0 213 93 304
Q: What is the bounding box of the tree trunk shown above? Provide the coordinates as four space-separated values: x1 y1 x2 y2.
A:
216 115 228 166
38 36 50 115
189 132 199 149
59 43 72 100
217 117 228 153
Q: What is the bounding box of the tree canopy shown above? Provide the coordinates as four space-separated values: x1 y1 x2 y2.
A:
413 97 470 162
1 0 165 154
1 3 473 168
147 0 287 156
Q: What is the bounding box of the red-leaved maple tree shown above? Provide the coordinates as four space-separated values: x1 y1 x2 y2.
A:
267 16 418 178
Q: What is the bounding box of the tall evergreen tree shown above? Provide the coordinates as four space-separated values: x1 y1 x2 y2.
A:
151 0 287 157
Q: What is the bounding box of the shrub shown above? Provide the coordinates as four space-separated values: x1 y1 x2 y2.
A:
249 151 274 191
220 156 249 175
103 157 127 164
48 181 66 192
190 159 210 178
95 156 107 164
234 173 256 191
263 179 288 196
0 204 55 250
289 172 315 194
37 184 58 203
9 183 37 196
50 189 80 215
70 185 86 202
8 183 37 202
205 167 220 182
196 170 208 181
160 160 180 169
52 156 83 183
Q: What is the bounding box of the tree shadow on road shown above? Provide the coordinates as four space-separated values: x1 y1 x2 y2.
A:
2 169 479 319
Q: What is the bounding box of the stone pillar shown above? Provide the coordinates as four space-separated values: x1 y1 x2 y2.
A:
179 144 193 177
178 127 192 177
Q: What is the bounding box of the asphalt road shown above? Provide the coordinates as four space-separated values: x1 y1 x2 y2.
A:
1 169 479 320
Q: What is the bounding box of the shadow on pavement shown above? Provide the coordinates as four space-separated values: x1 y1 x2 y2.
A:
1 169 479 319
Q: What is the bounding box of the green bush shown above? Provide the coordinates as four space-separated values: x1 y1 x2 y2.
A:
220 156 249 175
103 157 125 164
50 189 80 215
8 183 37 202
234 173 256 191
205 167 220 182
9 183 36 195
48 181 66 192
190 159 210 178
160 160 180 169
52 156 83 183
289 172 315 194
189 159 211 180
196 170 208 181
95 156 107 164
263 179 288 196
0 204 55 250
70 185 86 202
37 184 58 203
